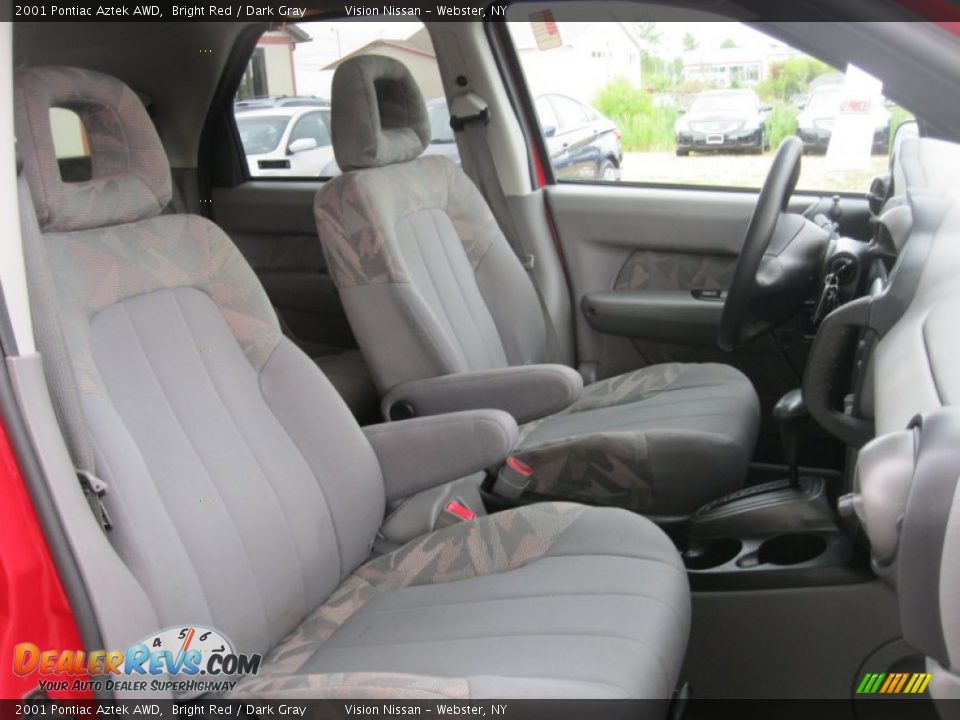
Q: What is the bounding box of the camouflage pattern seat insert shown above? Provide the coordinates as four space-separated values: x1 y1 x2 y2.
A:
315 55 760 517
15 65 690 700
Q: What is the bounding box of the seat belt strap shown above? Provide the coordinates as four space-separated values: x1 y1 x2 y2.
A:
450 92 563 364
16 167 112 532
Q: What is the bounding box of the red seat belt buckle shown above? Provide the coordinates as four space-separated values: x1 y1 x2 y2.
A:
494 456 535 500
506 456 533 476
444 499 476 521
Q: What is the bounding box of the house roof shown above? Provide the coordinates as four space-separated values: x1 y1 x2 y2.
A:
260 24 311 45
322 28 436 70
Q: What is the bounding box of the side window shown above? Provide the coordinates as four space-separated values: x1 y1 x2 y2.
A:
288 111 332 151
505 15 914 191
551 95 589 132
535 96 559 135
235 21 442 179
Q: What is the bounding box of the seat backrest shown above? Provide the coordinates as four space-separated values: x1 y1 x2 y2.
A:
14 66 385 657
315 55 547 393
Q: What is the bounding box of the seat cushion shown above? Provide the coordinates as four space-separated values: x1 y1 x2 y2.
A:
231 503 689 699
514 363 760 516
314 349 380 425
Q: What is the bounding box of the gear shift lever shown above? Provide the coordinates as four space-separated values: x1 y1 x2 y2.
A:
773 389 807 488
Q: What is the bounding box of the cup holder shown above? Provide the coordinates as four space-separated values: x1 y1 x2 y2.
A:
757 533 827 566
683 538 742 570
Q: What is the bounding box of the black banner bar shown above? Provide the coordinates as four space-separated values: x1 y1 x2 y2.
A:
0 698 952 720
4 0 960 23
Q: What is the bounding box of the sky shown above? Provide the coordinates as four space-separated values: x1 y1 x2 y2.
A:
292 21 423 97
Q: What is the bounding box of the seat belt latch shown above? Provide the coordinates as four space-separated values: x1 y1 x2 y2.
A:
437 498 478 528
494 456 534 500
449 92 491 131
78 470 112 532
443 499 477 522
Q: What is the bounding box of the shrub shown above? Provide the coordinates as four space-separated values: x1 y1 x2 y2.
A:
593 77 679 152
766 102 799 148
757 57 834 103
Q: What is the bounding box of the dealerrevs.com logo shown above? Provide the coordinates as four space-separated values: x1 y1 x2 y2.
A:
13 625 261 694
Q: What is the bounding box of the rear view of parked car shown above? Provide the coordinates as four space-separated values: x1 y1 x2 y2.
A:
796 84 891 153
675 89 770 155
236 106 334 178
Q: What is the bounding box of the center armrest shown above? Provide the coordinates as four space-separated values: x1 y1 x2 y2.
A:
380 364 583 424
364 409 518 502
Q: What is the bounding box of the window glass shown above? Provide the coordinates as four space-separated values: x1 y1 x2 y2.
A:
534 96 559 133
551 95 589 131
49 108 91 182
236 114 289 155
235 21 442 179
506 17 914 191
289 111 332 148
50 108 88 159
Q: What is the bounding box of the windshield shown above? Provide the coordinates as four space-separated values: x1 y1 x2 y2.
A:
690 92 757 115
428 103 455 143
236 115 290 155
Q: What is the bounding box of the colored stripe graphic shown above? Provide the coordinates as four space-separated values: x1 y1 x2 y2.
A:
856 672 932 694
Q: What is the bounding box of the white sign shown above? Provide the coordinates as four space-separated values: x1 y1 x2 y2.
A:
825 65 886 173
530 11 563 51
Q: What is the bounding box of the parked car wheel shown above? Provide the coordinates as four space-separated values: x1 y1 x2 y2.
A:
676 147 690 157
599 160 620 181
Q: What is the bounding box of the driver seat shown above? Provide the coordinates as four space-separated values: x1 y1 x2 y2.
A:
315 56 760 516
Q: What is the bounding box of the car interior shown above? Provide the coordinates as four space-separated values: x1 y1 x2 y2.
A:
2 5 960 710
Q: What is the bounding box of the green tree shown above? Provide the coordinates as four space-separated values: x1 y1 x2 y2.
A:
632 21 661 47
757 56 833 102
682 32 699 52
720 38 737 49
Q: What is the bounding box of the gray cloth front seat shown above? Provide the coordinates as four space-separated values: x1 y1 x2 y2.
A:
315 55 760 516
15 65 690 699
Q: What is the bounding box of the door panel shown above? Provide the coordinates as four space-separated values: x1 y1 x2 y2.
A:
547 182 868 466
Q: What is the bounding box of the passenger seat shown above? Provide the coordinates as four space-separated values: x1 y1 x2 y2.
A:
14 65 690 700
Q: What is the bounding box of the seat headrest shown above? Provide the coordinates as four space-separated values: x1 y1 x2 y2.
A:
331 55 431 172
14 66 172 232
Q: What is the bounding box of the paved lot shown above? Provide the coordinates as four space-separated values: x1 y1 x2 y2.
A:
620 150 888 194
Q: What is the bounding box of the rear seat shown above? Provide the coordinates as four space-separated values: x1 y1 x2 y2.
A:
14 65 691 700
313 348 379 423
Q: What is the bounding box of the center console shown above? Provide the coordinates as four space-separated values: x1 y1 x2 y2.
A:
679 388 870 590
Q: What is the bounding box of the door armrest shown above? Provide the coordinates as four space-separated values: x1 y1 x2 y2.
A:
581 290 724 347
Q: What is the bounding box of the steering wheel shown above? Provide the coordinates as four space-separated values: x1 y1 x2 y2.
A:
718 136 803 352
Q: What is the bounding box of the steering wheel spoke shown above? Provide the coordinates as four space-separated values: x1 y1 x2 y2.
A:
718 137 830 351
